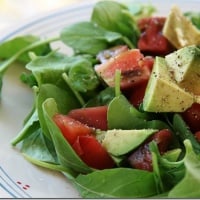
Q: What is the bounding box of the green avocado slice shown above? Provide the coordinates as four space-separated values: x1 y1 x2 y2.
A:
143 57 194 112
165 45 200 95
102 129 157 156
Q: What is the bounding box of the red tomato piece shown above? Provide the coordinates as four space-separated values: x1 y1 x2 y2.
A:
68 106 108 130
181 103 200 133
150 129 173 154
72 135 115 170
53 114 93 145
137 17 175 56
194 131 200 143
128 81 148 107
123 56 154 107
195 131 200 143
95 49 151 89
128 129 173 171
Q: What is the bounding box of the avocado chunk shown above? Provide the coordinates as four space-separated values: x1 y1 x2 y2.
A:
102 129 157 156
143 57 194 112
165 45 200 95
163 6 200 49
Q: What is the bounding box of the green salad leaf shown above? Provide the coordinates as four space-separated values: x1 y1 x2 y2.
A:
42 98 92 174
74 168 158 198
91 1 140 47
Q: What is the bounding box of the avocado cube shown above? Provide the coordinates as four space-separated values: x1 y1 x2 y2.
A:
143 57 194 112
102 129 157 156
165 45 200 95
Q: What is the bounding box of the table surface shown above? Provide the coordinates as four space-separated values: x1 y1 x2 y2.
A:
0 0 85 33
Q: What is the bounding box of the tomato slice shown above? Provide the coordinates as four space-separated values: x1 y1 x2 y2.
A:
137 17 175 55
195 131 200 143
124 56 154 107
128 81 148 107
95 49 151 89
53 114 93 145
68 106 108 130
72 135 115 169
181 103 200 133
128 129 172 171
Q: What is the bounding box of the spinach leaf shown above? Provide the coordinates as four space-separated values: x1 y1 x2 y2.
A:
0 36 58 96
23 153 76 180
0 35 50 63
173 114 200 154
107 95 149 129
21 127 57 163
26 51 99 93
85 87 115 107
42 98 92 174
68 59 99 92
74 168 158 198
150 142 185 193
20 72 37 88
185 12 200 29
37 84 80 139
60 21 122 55
168 140 200 197
91 1 140 47
11 109 39 145
128 3 156 21
26 51 73 87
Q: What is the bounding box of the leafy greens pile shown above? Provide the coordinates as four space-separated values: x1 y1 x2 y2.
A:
1 0 200 198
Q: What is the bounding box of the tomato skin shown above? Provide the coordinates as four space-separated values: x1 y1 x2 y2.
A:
127 81 148 107
72 135 115 170
68 106 108 130
195 131 200 143
137 17 175 56
128 129 173 171
95 49 151 89
53 114 93 145
151 129 173 154
181 103 200 133
123 56 154 107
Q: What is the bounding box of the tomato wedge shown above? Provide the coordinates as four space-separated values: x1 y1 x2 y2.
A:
53 114 93 145
68 106 108 130
72 135 115 169
95 49 151 89
181 103 200 133
137 17 175 55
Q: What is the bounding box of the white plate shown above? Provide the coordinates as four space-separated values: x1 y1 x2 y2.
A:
0 0 199 198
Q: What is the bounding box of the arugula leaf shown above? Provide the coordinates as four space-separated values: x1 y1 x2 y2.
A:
74 168 158 198
60 21 123 55
168 140 200 197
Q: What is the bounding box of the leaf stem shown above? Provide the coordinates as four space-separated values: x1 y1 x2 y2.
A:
62 72 85 106
114 69 121 97
0 36 60 74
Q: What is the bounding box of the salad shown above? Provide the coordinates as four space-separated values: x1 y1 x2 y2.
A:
1 0 200 198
